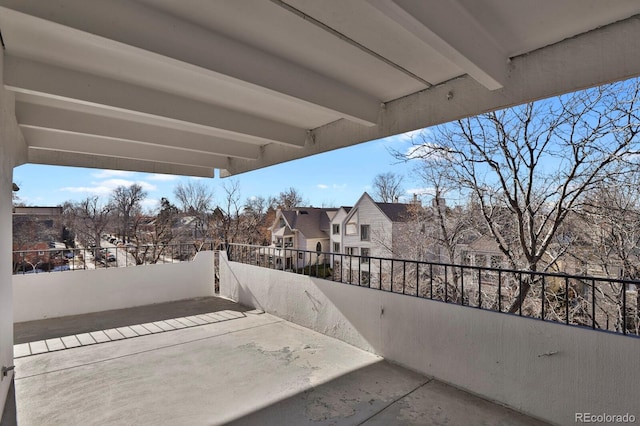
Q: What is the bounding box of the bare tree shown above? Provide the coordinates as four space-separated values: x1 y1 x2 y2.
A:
575 175 640 333
240 196 271 244
133 198 181 264
400 78 640 313
111 184 147 243
270 187 306 209
414 165 475 264
65 196 111 249
576 176 640 279
212 180 243 247
173 181 214 240
372 172 404 202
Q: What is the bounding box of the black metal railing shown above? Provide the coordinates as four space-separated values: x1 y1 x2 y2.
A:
12 242 216 275
226 243 640 337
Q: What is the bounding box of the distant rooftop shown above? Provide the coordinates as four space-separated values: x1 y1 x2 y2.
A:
12 206 63 216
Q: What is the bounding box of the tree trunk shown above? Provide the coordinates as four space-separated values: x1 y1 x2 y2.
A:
508 263 536 314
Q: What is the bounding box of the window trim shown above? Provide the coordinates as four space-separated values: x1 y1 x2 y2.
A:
361 247 370 263
360 224 370 241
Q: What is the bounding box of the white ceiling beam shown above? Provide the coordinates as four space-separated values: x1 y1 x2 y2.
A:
368 0 508 90
27 148 215 178
223 14 640 175
15 102 261 161
0 2 380 126
4 55 308 148
21 127 231 170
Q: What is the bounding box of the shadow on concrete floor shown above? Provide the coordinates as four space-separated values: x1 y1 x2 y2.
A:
14 296 250 344
225 361 548 426
0 379 16 426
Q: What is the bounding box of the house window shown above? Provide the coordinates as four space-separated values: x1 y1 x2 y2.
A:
476 254 487 268
279 218 285 227
332 224 340 235
360 224 370 241
345 247 358 256
462 251 471 265
361 248 370 263
284 237 293 247
345 222 357 235
333 242 340 252
490 255 503 268
316 242 322 253
275 237 283 247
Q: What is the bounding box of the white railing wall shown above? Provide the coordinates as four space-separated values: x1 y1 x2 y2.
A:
219 252 640 426
13 252 215 322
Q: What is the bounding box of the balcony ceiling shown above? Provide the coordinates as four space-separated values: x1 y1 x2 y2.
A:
1 0 640 177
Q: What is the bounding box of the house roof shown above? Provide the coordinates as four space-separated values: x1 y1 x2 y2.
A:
13 206 63 216
375 203 413 223
347 192 413 223
272 226 293 238
275 208 337 239
1 2 639 177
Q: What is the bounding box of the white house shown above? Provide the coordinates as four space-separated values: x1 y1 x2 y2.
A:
267 207 337 269
329 206 351 257
331 193 414 284
333 193 413 257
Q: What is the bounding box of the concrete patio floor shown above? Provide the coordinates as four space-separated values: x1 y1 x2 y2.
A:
12 298 547 425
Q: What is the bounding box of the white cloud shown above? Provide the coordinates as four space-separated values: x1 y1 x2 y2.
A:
60 178 158 195
141 198 160 211
101 179 158 192
383 128 432 145
318 183 347 191
399 128 426 142
59 185 114 195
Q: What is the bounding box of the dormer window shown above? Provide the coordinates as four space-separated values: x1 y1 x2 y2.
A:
279 218 285 228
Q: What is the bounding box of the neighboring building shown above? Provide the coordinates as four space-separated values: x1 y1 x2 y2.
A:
175 215 206 239
331 193 414 284
458 235 506 269
267 207 338 269
12 206 68 272
329 206 351 259
333 192 413 259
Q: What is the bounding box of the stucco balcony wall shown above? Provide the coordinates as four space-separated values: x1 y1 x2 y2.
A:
13 252 215 322
219 252 640 426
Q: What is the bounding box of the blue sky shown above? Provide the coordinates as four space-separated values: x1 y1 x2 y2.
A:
13 130 432 212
